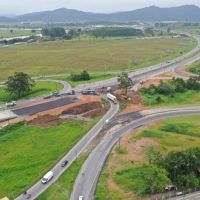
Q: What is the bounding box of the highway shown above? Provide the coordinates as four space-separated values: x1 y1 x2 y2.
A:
15 100 119 200
171 191 200 200
12 35 200 199
70 107 200 200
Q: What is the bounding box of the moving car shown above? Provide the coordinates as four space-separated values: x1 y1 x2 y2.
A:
79 196 84 200
61 160 68 167
41 171 53 184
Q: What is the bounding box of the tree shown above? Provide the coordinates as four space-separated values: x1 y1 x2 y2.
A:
81 70 90 80
5 72 35 98
118 72 132 95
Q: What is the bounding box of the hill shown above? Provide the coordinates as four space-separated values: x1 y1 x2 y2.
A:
1 5 200 23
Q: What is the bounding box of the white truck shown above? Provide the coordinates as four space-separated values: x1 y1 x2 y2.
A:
41 171 53 184
107 93 117 104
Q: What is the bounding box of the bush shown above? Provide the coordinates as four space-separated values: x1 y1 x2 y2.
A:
70 70 90 82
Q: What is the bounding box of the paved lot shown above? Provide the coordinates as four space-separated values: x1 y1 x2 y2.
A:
13 96 77 116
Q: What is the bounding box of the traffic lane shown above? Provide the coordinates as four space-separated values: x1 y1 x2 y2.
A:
15 101 119 200
172 192 200 200
70 109 200 200
13 96 77 116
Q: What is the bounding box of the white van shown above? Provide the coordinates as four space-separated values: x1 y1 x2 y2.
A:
41 171 53 184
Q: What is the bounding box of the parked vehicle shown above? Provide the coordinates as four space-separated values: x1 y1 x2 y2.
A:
6 101 16 107
61 160 68 167
52 92 60 97
82 90 96 95
107 93 117 104
41 171 53 184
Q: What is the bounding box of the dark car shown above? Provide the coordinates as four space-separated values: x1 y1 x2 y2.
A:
61 160 68 167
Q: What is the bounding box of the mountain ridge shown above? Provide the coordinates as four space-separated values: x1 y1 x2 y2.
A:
1 5 200 23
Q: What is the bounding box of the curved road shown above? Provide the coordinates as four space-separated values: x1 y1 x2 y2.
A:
15 100 119 200
12 35 200 199
70 107 200 200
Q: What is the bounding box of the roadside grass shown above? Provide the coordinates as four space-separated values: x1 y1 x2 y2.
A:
0 117 100 199
0 28 39 39
95 115 200 199
0 37 196 80
0 81 63 104
36 156 87 200
187 60 200 74
47 73 117 88
140 90 200 108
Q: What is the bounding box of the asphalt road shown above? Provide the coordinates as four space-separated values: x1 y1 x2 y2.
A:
15 100 119 200
13 96 77 116
70 107 200 200
171 191 200 200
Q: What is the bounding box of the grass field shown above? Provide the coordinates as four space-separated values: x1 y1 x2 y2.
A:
0 28 40 39
95 115 200 200
140 90 200 108
36 156 87 200
187 60 200 74
0 81 63 104
0 117 100 199
0 37 196 81
47 73 117 87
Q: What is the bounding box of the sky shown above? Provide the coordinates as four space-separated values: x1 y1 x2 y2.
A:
1 0 200 16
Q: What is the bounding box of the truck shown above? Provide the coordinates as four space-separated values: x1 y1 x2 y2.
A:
41 171 54 184
107 93 117 104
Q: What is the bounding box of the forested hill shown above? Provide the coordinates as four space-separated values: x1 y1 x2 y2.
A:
2 5 200 23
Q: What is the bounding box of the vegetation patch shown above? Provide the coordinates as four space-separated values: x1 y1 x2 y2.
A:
139 77 200 107
114 165 170 196
187 60 200 75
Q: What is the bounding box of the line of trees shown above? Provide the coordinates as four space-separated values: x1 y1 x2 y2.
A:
87 27 144 38
41 27 67 39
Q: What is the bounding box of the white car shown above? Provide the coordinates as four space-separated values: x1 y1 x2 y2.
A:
79 196 84 200
41 171 53 184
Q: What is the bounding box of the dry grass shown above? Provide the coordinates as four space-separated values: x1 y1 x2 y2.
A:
0 37 195 80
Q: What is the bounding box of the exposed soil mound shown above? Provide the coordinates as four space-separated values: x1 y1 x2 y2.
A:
82 106 109 118
62 101 102 115
27 114 63 128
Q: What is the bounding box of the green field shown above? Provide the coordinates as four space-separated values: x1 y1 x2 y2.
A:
0 28 40 39
187 60 200 74
0 37 196 81
37 156 87 200
95 115 200 200
0 117 100 199
0 81 63 104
